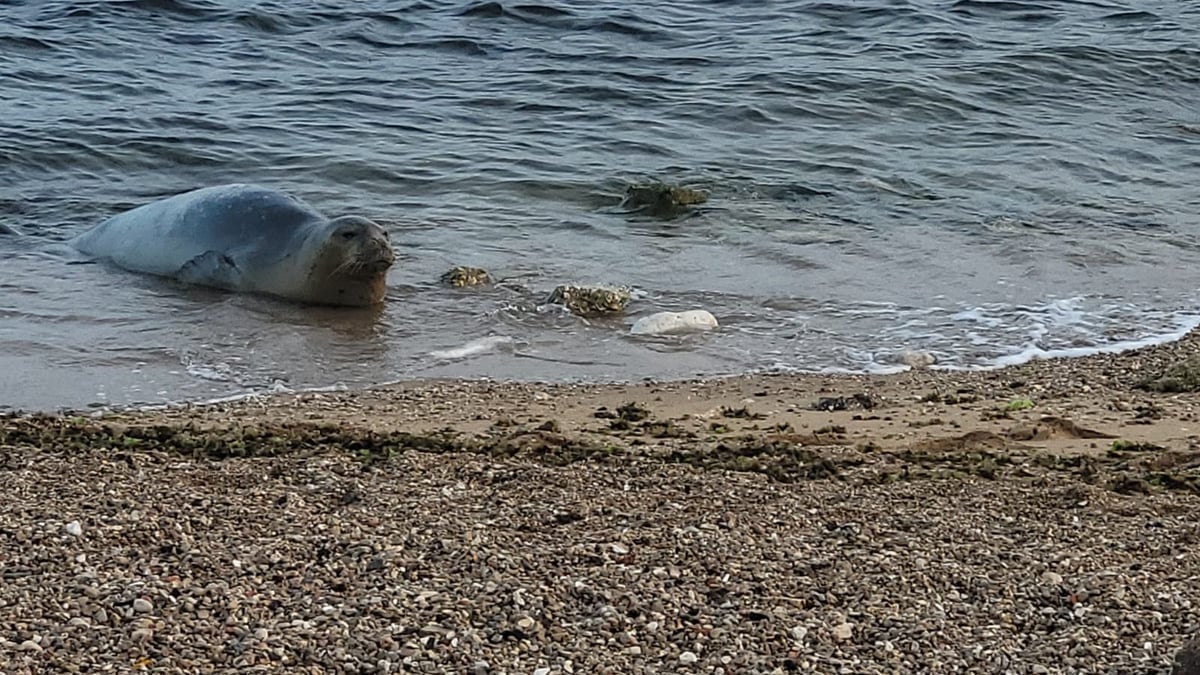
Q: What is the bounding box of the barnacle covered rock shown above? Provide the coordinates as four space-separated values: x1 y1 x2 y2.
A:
440 266 492 288
547 285 632 316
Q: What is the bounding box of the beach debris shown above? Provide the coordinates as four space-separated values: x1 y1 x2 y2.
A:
630 309 718 336
440 266 492 288
1005 398 1035 411
1109 440 1165 453
1006 416 1116 441
621 182 707 219
547 284 631 316
1135 354 1200 393
812 393 876 412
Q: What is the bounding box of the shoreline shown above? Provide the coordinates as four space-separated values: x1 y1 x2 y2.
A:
2 324 1199 672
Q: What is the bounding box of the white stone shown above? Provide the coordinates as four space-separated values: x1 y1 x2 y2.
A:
1041 571 1063 585
791 625 808 641
132 598 153 613
65 521 82 537
679 651 699 664
630 310 719 336
895 350 936 369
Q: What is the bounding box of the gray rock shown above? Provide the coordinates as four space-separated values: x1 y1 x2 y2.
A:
1174 636 1200 675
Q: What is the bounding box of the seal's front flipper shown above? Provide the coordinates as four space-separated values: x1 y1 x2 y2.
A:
177 251 241 290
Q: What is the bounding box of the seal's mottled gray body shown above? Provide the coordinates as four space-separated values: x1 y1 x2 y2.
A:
71 184 394 306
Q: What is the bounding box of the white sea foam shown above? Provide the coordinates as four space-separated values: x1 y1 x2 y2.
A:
969 314 1200 370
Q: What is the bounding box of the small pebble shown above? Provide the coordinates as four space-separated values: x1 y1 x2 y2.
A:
65 520 82 537
132 598 153 613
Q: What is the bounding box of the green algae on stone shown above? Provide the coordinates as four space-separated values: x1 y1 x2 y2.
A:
1005 398 1034 411
1109 440 1166 454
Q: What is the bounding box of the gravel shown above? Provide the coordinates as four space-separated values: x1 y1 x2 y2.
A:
1 436 1197 673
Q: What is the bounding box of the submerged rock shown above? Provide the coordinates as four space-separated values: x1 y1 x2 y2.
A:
630 310 719 336
621 182 707 219
547 285 631 317
441 266 492 288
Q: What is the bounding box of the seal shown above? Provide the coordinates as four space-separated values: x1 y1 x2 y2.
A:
70 184 395 307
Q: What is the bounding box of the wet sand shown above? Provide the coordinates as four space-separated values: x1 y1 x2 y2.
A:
2 329 1199 673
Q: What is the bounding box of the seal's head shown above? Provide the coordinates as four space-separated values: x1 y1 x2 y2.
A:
306 215 395 307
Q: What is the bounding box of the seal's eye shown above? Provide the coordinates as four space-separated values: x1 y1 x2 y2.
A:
340 231 357 240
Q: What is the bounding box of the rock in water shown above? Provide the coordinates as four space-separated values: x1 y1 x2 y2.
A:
547 285 631 316
630 310 719 336
895 349 937 369
441 266 491 288
621 182 707 219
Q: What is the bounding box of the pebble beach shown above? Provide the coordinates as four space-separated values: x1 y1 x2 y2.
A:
4 329 1200 673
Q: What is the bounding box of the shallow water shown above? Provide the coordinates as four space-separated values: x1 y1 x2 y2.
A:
2 0 1199 410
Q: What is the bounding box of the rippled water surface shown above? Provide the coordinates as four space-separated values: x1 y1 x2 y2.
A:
2 0 1199 410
